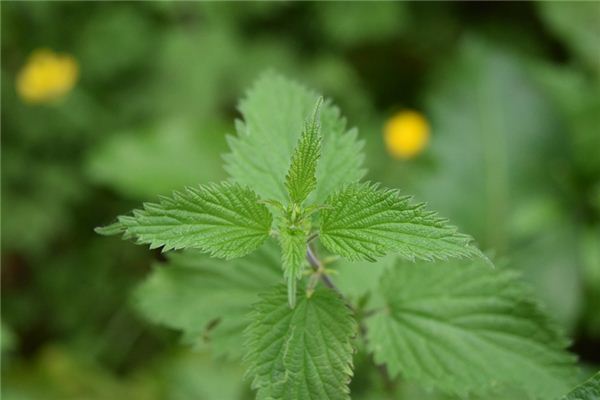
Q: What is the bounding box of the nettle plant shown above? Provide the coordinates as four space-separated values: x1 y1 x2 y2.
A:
98 74 582 399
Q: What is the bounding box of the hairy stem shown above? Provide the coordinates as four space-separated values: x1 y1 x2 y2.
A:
307 232 319 243
306 245 336 291
305 244 395 391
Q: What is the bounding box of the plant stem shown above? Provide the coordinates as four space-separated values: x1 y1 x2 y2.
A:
306 245 395 392
306 245 336 291
307 232 319 243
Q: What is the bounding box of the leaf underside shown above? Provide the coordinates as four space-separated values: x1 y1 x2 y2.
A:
367 258 578 398
244 286 356 400
319 182 480 262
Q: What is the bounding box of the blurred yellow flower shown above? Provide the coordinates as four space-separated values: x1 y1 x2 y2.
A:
384 110 430 159
16 49 79 104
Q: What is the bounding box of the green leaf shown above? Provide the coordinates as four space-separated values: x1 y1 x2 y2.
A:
225 72 364 204
86 120 227 199
244 286 356 400
366 258 577 398
319 182 480 262
285 98 323 204
278 224 308 308
94 221 126 237
560 371 600 400
100 182 273 259
134 243 281 359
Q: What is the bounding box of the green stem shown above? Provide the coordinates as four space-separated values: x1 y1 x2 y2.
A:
306 245 336 291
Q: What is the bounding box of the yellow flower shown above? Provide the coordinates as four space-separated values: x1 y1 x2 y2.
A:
16 49 79 104
383 110 430 159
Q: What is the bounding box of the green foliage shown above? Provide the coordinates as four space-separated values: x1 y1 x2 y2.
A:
278 98 323 306
1 321 17 352
319 182 480 262
224 72 365 204
534 63 600 181
1 157 82 253
367 258 577 398
580 228 600 336
278 224 308 308
86 121 227 199
5 4 596 400
415 38 561 253
513 227 583 332
98 182 273 259
95 74 580 400
315 2 407 47
560 371 600 400
285 99 323 205
538 2 600 75
134 244 281 359
244 286 356 400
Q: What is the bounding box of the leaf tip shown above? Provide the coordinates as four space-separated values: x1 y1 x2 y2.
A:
94 222 125 236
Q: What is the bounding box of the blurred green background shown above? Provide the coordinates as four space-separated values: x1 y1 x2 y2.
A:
1 2 599 399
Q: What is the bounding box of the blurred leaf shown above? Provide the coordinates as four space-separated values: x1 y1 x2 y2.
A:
157 351 247 400
316 2 408 46
133 243 281 359
593 184 600 215
508 196 563 241
152 27 238 121
1 237 154 372
510 224 583 332
538 2 600 75
416 38 562 252
3 346 247 400
77 6 154 81
534 64 600 181
87 120 228 198
37 241 150 340
1 321 17 353
2 346 157 400
1 154 82 253
199 2 287 26
580 226 600 335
